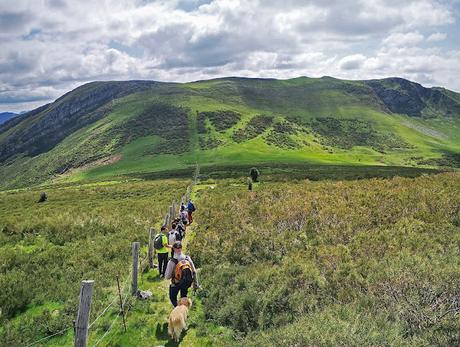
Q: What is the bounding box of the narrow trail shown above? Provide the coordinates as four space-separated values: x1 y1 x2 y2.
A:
87 167 231 346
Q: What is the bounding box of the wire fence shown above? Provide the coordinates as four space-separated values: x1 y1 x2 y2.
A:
25 326 73 347
25 166 200 347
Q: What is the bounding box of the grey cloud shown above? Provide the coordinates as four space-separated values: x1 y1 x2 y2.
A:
0 11 34 34
295 3 402 37
47 0 67 9
340 60 363 70
339 54 366 70
0 93 50 104
0 51 39 75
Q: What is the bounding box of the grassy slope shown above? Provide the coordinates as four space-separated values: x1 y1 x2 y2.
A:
0 77 459 189
77 78 458 182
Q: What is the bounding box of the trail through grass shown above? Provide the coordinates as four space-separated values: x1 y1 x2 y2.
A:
80 184 234 347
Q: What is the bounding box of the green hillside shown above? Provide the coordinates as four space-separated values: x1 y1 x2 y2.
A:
0 76 459 189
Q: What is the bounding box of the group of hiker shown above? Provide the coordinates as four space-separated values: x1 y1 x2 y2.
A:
153 199 199 307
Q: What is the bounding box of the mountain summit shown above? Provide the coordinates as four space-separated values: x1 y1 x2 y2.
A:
0 76 459 189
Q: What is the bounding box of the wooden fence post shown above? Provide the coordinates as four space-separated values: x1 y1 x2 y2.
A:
75 280 94 347
131 242 140 295
169 205 174 224
116 275 127 333
172 201 176 219
163 213 169 228
148 228 154 269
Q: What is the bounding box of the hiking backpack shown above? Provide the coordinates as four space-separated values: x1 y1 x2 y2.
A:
168 229 182 244
153 234 164 250
176 224 185 240
180 211 188 224
188 201 196 212
172 258 193 288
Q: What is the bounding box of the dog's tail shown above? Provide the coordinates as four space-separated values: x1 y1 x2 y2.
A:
168 316 183 342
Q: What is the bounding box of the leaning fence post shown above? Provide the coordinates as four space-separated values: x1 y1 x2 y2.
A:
163 213 169 228
75 280 94 347
148 228 154 269
131 242 140 295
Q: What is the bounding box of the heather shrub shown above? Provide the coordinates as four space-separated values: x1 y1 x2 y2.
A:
189 173 460 345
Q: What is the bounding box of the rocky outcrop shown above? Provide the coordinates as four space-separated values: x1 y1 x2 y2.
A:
365 78 460 118
0 81 157 163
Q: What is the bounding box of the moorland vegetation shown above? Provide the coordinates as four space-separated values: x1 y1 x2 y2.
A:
190 172 460 346
0 180 185 345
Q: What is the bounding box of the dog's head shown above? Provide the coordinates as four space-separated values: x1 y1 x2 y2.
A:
179 297 192 308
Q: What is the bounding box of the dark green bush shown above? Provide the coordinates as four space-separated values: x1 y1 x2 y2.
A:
232 115 274 142
265 131 300 149
309 117 408 152
198 110 241 133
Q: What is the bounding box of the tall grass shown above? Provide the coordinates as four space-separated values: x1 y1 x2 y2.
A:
189 173 460 346
0 179 186 346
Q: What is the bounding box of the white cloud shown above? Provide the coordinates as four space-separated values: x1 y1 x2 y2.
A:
0 0 459 112
382 31 425 47
427 32 447 41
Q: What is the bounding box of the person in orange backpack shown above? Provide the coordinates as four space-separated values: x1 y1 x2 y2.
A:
165 241 199 307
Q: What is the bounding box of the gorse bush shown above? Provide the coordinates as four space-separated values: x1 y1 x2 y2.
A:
198 110 241 133
264 130 300 149
418 151 460 168
199 136 223 150
310 117 408 152
232 114 274 142
189 173 460 346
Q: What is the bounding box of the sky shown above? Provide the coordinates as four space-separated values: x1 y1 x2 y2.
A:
1 0 460 112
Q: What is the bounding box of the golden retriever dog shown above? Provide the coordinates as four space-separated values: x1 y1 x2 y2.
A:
168 297 192 342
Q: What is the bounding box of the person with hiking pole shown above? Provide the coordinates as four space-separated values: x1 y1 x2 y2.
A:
165 241 199 307
153 226 171 278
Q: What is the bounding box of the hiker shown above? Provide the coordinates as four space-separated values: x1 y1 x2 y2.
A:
180 204 189 225
154 226 171 278
187 199 196 224
165 241 199 307
168 223 181 258
174 217 186 240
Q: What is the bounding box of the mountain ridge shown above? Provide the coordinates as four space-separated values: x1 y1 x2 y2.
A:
0 76 459 189
0 112 20 125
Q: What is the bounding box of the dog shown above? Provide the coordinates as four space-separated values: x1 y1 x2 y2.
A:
168 297 192 342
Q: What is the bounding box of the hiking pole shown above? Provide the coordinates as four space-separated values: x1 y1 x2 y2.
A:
116 275 127 332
